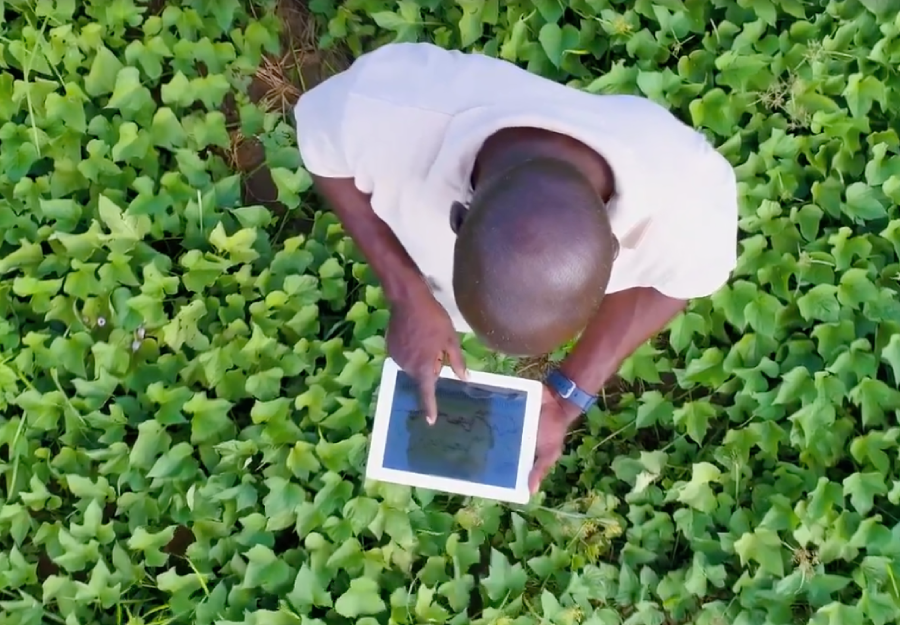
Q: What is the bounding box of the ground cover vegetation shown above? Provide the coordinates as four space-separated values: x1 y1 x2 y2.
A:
0 0 899 623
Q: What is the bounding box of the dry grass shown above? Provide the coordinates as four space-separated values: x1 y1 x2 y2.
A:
278 0 352 88
224 0 352 201
248 0 352 116
515 354 555 381
222 0 352 233
254 54 303 116
224 129 246 171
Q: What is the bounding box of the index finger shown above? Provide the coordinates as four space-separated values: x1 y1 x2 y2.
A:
415 366 439 425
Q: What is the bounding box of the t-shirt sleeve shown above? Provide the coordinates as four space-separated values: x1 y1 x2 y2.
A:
293 71 355 178
645 152 739 300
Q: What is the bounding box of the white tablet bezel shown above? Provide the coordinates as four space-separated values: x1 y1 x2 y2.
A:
366 357 543 505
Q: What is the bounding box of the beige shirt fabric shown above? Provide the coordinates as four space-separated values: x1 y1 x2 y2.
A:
294 42 738 334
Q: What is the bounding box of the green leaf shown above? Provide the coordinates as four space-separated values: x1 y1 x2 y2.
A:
733 528 785 577
635 390 674 428
107 67 151 114
335 578 386 617
848 378 900 428
539 23 563 68
85 46 124 96
532 0 564 23
675 462 721 513
482 548 528 601
673 400 716 443
843 74 887 119
844 182 887 221
816 602 865 625
843 472 888 516
745 291 784 337
150 107 187 148
667 311 707 353
797 284 841 322
245 367 284 400
287 564 333 610
689 88 739 137
859 0 891 15
161 71 194 107
97 195 149 241
243 544 292 592
880 334 900 386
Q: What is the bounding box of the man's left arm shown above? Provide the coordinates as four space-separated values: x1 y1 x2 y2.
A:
554 152 739 423
556 287 686 422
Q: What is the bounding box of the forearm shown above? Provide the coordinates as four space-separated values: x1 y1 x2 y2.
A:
312 175 428 303
558 287 686 416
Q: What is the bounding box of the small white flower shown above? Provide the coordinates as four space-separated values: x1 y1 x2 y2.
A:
131 340 142 352
97 316 106 327
136 326 146 340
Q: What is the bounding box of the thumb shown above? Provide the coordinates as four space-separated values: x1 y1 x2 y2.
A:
528 449 559 495
445 336 468 381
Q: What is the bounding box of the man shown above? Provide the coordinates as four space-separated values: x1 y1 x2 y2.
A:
294 42 738 494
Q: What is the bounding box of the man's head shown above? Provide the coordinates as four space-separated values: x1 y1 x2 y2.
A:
451 157 617 356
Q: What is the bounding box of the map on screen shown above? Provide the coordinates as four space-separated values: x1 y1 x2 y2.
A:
380 370 528 489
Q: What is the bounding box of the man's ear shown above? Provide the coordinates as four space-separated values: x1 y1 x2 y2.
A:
450 201 469 235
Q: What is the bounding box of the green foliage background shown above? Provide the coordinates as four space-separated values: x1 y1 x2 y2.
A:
2 0 900 624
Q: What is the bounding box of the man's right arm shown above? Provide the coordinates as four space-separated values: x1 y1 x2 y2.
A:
293 66 431 306
310 175 430 304
310 174 469 402
295 54 467 411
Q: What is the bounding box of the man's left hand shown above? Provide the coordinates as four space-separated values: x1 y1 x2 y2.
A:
528 385 580 495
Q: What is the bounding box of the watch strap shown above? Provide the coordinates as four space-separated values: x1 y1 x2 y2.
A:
545 369 598 414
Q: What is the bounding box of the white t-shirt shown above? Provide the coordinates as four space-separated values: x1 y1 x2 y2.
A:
294 43 738 334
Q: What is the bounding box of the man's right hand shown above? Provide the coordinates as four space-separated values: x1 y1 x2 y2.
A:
306 176 467 421
386 285 468 425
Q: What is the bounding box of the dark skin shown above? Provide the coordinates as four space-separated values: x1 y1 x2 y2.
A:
529 287 685 492
311 174 468 424
312 127 686 492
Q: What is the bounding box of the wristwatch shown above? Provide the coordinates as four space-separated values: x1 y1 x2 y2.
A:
545 368 598 414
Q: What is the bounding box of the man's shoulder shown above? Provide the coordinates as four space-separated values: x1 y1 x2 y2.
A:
644 111 738 199
352 42 460 68
340 43 540 109
352 42 511 75
299 43 458 104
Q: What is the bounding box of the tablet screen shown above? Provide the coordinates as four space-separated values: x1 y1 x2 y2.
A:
381 370 528 489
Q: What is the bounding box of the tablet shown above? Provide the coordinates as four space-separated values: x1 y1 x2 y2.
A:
366 357 543 504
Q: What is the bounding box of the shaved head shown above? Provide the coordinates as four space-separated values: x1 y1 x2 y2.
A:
452 157 616 356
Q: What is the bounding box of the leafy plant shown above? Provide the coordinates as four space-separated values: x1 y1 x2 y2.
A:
310 1 900 624
2 0 900 624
